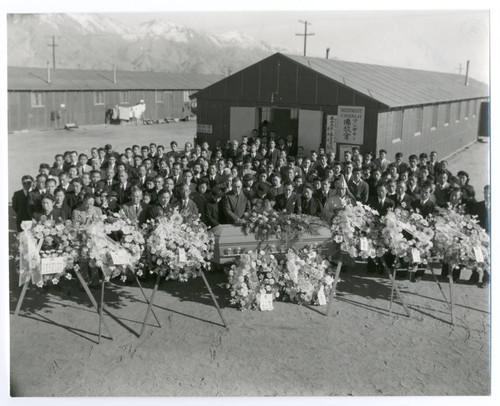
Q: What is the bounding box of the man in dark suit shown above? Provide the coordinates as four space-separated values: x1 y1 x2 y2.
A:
12 175 34 231
171 183 199 217
221 178 251 224
301 184 323 217
204 187 225 228
266 139 280 167
146 189 174 220
64 178 86 210
50 154 66 177
411 184 436 218
368 183 395 216
274 182 302 214
284 134 298 157
394 180 414 209
347 168 369 204
113 172 132 205
27 174 48 217
315 177 336 207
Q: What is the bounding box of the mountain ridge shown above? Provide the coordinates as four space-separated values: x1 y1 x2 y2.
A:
7 13 288 75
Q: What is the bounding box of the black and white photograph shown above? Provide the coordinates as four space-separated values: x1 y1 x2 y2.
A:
2 0 496 402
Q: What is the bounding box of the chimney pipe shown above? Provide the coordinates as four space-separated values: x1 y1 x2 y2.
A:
464 60 470 86
113 64 117 84
326 48 330 59
47 61 51 84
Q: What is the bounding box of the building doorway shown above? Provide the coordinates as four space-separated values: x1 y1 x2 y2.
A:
258 107 299 144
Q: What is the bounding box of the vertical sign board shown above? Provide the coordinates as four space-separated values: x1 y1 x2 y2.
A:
337 106 365 145
325 115 337 153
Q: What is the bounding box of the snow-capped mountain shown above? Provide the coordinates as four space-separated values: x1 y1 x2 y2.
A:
7 13 280 75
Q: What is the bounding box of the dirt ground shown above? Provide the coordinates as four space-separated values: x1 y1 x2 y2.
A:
6 124 492 398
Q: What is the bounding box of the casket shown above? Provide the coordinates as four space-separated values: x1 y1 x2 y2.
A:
211 225 335 264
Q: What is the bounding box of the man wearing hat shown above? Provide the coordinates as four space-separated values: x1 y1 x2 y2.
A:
242 173 255 199
99 190 121 216
12 175 34 231
204 187 225 228
250 182 271 210
104 144 120 164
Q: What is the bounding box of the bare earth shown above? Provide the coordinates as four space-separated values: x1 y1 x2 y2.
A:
8 124 490 397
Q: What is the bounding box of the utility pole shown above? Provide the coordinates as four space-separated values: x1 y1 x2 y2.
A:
295 20 315 57
48 36 58 69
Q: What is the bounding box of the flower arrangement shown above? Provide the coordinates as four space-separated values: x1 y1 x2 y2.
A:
142 208 214 281
380 208 434 264
281 246 335 305
330 202 386 259
432 208 489 272
35 219 80 285
238 207 327 246
227 249 283 310
17 218 80 286
79 213 145 281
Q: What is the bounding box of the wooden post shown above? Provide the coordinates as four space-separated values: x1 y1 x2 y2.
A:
98 280 105 344
380 257 411 318
200 269 228 329
429 266 452 311
14 282 29 316
448 274 455 325
74 268 113 340
325 260 342 316
140 272 162 338
388 265 396 316
134 274 161 328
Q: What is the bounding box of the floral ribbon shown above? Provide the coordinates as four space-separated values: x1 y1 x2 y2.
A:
18 223 43 287
86 222 133 278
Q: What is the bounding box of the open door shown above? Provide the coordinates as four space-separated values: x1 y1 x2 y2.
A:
230 107 257 141
298 109 323 155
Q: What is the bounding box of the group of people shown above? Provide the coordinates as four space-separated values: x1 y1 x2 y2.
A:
11 129 489 285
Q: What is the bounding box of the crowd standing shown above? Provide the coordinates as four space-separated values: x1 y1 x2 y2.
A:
12 126 490 286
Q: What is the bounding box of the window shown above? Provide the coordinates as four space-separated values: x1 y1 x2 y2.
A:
430 104 438 130
155 91 164 103
290 108 299 119
456 101 461 122
444 103 451 126
93 91 104 105
472 99 477 117
183 91 190 102
464 101 470 120
120 91 131 104
392 110 403 143
414 107 423 135
31 92 45 107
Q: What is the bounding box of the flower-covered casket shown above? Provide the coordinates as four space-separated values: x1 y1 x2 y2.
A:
211 224 335 264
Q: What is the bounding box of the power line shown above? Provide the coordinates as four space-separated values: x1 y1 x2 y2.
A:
295 20 314 57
